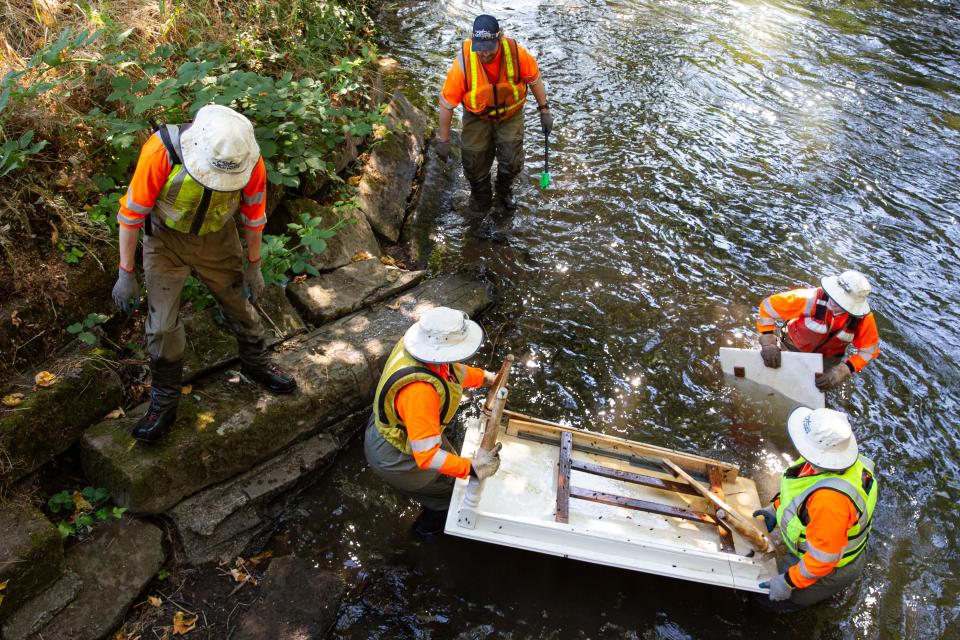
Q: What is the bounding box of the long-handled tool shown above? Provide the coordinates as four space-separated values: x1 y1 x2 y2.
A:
539 132 551 189
661 458 775 553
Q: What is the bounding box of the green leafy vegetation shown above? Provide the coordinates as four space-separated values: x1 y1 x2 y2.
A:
67 312 109 345
46 486 128 539
0 0 380 283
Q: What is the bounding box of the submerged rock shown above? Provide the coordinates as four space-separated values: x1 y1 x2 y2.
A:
80 274 492 514
287 258 426 325
233 556 345 640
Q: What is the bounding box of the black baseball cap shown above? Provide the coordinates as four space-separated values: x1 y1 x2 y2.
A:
471 15 501 52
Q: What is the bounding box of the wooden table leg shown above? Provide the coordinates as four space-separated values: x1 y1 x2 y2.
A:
707 464 737 553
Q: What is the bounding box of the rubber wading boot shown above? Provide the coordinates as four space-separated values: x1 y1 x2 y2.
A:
414 508 448 536
495 180 517 211
239 337 297 394
132 359 183 443
468 183 493 215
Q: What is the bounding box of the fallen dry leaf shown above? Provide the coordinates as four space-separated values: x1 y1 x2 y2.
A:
229 568 257 586
352 251 374 262
2 393 24 407
10 311 21 328
248 550 273 565
180 384 192 395
34 371 58 387
172 611 197 635
291 274 307 284
347 174 361 186
379 255 406 270
105 407 125 419
72 491 93 512
147 595 162 608
0 579 7 607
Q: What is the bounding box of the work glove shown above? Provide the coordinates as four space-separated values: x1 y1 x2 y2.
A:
470 442 503 481
752 507 777 533
539 110 554 135
815 363 852 391
243 259 265 304
483 370 497 386
434 138 451 161
759 333 781 369
759 573 793 602
111 267 140 314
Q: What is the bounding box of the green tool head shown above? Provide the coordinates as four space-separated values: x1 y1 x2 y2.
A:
540 171 551 189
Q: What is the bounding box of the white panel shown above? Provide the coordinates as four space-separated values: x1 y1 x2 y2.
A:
446 420 776 593
719 347 825 409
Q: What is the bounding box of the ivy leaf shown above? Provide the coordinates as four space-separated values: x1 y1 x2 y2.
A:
57 523 75 538
67 323 83 334
78 333 96 345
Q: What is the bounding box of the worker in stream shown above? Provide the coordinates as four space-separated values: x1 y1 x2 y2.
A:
365 307 503 535
756 270 880 390
755 407 878 610
111 104 297 443
434 14 553 214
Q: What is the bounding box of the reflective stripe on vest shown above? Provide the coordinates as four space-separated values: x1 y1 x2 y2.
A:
462 38 527 122
776 456 878 567
786 288 859 357
372 339 466 454
153 125 242 236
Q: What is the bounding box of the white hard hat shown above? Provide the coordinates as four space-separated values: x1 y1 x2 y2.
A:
403 307 484 364
787 407 859 471
179 105 260 192
821 270 871 317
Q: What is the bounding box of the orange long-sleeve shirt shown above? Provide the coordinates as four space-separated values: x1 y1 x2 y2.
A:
394 364 486 479
757 287 880 372
117 133 267 230
439 41 540 111
775 463 860 589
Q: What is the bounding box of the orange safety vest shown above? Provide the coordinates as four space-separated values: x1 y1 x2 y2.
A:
459 38 527 122
786 288 862 357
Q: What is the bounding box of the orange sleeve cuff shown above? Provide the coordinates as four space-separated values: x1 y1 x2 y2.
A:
518 44 540 84
462 366 486 389
440 59 466 110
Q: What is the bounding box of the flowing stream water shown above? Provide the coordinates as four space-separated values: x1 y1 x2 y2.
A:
281 1 960 637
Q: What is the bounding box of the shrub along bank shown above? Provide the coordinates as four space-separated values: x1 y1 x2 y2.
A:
0 0 383 382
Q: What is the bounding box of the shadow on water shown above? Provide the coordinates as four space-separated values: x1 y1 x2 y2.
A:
284 0 960 637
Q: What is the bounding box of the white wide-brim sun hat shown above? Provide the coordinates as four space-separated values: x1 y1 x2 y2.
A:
787 407 859 471
403 307 484 364
179 104 260 192
821 270 871 317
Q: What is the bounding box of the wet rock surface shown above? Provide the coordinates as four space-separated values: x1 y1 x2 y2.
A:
286 198 382 272
80 274 492 514
287 258 426 325
1 571 81 640
357 90 428 243
0 505 64 620
233 556 345 640
168 430 343 565
26 518 165 640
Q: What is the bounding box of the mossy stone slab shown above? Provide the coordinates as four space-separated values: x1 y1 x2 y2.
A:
357 90 428 243
0 506 64 622
80 274 491 514
286 198 382 273
287 258 425 326
0 349 122 486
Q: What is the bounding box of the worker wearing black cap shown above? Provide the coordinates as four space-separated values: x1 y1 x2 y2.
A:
436 15 552 213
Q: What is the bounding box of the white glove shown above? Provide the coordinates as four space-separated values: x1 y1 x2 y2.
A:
470 442 502 481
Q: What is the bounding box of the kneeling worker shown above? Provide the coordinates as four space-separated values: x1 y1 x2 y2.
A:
757 270 880 390
365 307 502 535
755 407 878 610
